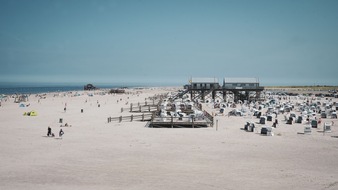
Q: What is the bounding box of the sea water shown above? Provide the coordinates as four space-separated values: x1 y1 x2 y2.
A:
0 86 87 95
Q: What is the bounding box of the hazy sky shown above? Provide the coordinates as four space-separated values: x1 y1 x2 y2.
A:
1 0 338 86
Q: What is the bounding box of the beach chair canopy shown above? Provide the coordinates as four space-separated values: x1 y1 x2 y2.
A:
261 126 272 135
19 104 25 107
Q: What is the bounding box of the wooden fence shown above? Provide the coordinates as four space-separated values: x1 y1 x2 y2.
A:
121 100 160 113
107 113 153 123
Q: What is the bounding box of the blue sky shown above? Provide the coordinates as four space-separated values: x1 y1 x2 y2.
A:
0 0 338 86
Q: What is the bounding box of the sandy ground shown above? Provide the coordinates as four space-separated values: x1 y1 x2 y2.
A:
1 88 338 190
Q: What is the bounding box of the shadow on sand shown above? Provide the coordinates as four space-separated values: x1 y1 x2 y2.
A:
42 135 62 139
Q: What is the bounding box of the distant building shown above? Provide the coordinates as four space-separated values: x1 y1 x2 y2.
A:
182 77 264 103
222 78 264 102
223 78 260 89
84 84 97 91
109 89 125 94
189 77 220 90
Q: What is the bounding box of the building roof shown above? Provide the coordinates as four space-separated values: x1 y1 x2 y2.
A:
190 77 219 83
224 78 259 84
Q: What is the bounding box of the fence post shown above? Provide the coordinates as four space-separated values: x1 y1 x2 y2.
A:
152 113 155 128
212 115 214 127
142 113 144 121
131 114 133 122
171 116 173 128
130 103 133 112
121 107 123 113
108 117 110 123
148 105 150 112
119 116 122 123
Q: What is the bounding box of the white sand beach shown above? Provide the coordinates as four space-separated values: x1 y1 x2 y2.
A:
1 87 338 190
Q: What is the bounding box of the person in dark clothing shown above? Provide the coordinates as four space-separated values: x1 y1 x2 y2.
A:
272 122 276 128
47 126 52 137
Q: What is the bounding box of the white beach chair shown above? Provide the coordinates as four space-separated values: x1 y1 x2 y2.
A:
323 122 332 133
304 125 312 134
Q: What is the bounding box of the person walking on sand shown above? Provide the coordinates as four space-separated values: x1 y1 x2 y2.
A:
47 126 52 137
59 129 64 138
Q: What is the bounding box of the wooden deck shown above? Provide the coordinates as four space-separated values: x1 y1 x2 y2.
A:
107 114 212 128
107 96 214 128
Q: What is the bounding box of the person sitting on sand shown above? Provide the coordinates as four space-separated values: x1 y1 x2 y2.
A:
272 122 276 128
59 129 64 138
